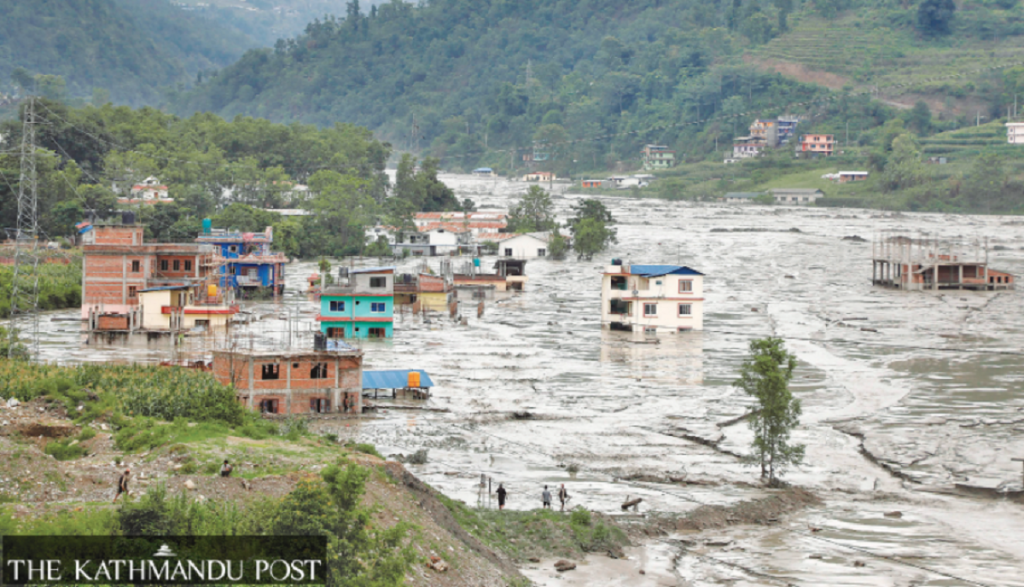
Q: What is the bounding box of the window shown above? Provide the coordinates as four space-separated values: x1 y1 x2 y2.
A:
371 302 386 313
504 248 513 257
310 363 328 379
538 248 546 257
327 327 345 339
128 286 138 299
173 260 180 271
261 364 280 380
679 280 693 293
329 300 345 312
131 260 140 273
678 303 692 316
310 398 330 413
259 399 279 413
368 327 386 338
644 303 657 316
160 260 169 271
655 280 662 285
370 276 386 288
228 245 238 253
644 327 657 335
184 260 192 271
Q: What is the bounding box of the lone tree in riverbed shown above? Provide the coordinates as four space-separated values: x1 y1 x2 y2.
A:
734 337 804 485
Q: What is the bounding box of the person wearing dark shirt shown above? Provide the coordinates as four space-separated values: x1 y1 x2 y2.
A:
496 483 507 510
113 469 130 503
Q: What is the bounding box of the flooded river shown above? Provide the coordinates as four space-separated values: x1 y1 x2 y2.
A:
36 174 1024 585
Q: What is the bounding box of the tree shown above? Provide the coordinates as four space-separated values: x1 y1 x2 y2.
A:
508 186 556 232
364 236 392 257
272 464 416 586
573 218 616 260
882 134 925 191
734 337 804 485
548 229 569 260
917 0 956 36
963 152 1007 211
568 199 616 242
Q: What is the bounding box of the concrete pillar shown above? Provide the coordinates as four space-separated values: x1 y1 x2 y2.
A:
958 265 963 289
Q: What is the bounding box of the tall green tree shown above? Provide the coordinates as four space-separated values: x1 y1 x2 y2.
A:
882 134 924 191
572 217 616 260
734 337 804 485
507 186 556 232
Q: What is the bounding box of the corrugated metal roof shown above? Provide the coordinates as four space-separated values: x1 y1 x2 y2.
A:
139 284 192 292
350 266 395 274
362 369 434 389
628 265 704 277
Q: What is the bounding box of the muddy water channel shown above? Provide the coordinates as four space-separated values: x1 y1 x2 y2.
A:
37 175 1024 585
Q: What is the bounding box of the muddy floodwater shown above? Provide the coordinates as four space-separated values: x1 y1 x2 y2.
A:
37 175 1024 585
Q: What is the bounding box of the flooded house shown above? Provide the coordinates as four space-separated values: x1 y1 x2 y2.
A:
212 341 363 415
81 221 238 332
195 221 288 296
497 232 553 259
394 271 454 311
601 261 705 333
872 233 1015 291
319 266 395 339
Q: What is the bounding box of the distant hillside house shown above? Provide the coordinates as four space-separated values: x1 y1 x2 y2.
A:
732 136 765 159
837 171 869 183
120 176 173 205
1006 122 1024 144
749 120 779 148
771 188 823 205
724 192 763 204
798 134 836 157
640 145 675 170
581 179 603 188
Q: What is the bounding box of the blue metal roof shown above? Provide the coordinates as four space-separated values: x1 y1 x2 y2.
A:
628 264 704 277
362 369 434 389
351 266 396 275
138 284 191 292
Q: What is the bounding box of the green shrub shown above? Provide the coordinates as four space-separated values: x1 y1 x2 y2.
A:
345 442 384 459
77 427 97 442
44 439 87 461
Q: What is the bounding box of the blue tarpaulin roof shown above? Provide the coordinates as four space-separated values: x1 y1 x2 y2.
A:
628 264 704 277
362 369 434 389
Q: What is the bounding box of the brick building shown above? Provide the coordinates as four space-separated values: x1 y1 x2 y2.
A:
81 223 236 331
212 346 364 415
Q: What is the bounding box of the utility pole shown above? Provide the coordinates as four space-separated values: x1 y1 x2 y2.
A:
7 97 41 359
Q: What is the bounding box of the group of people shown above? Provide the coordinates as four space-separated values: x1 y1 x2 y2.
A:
112 460 234 503
494 482 569 511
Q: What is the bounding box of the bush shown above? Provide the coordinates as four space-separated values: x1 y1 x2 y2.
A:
44 439 87 461
277 416 309 441
77 426 97 442
346 442 384 459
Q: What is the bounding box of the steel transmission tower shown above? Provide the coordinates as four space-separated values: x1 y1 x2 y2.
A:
7 97 41 359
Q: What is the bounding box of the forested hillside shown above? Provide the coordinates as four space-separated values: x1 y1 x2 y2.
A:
170 0 1024 174
0 0 254 106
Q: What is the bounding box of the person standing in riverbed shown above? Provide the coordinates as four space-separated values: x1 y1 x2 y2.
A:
542 485 552 509
497 483 507 510
558 484 569 511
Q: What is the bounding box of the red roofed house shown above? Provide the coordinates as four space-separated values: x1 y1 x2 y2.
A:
119 176 173 205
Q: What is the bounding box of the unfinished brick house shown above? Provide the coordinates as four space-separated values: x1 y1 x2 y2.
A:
80 223 237 332
872 232 1015 291
211 346 364 415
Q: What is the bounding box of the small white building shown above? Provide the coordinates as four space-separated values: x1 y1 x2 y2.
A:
770 188 823 205
601 263 704 333
1007 122 1024 144
498 232 553 259
396 228 463 256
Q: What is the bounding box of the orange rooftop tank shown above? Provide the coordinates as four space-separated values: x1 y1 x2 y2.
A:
408 371 421 388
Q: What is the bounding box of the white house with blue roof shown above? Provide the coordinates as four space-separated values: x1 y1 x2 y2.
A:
601 262 705 333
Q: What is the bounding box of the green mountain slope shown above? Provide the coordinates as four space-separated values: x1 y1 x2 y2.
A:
0 0 255 106
169 0 1024 173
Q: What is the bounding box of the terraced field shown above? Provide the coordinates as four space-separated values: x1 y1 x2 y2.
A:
750 14 1024 109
